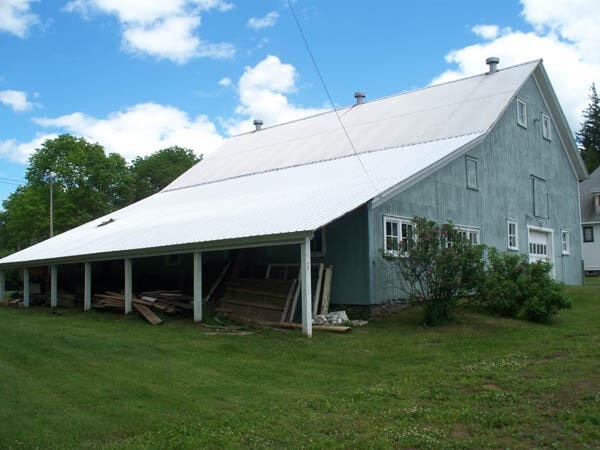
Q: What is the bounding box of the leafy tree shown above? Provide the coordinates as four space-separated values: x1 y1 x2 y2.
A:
383 217 485 326
577 83 600 173
129 146 201 202
0 135 130 249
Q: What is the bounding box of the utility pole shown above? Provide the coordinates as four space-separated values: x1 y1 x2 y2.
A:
48 172 55 238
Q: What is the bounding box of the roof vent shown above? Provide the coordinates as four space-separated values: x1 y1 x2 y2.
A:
354 91 366 105
486 56 500 74
253 119 263 131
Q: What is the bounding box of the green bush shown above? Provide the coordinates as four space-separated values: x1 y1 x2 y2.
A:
383 217 485 326
478 248 571 322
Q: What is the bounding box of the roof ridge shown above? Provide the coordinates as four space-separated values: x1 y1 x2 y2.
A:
162 131 486 194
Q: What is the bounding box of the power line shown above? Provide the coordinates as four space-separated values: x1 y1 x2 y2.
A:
0 176 24 183
286 0 380 195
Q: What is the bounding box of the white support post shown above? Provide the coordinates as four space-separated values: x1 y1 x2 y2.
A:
84 262 91 311
50 265 57 307
0 270 5 303
23 268 30 308
193 252 203 322
300 237 312 337
124 258 132 314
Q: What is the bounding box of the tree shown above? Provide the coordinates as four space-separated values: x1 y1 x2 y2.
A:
129 146 201 202
577 83 600 173
0 135 130 250
383 218 485 326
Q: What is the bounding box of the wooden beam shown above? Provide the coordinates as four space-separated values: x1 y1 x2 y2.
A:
300 237 312 337
50 265 57 308
193 252 202 322
84 262 91 312
312 263 324 317
204 260 230 303
23 268 30 308
320 266 333 314
124 259 132 314
0 270 5 303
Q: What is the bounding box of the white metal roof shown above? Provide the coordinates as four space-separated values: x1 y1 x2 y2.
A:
2 60 566 267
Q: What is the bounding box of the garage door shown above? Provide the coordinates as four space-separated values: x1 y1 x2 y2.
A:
528 230 550 264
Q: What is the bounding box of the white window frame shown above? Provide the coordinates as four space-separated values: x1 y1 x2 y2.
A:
517 98 527 128
542 113 551 140
561 229 570 256
465 156 478 190
457 226 480 245
507 219 519 251
583 225 594 243
383 216 414 256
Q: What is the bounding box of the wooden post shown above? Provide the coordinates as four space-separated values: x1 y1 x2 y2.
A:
84 262 91 311
50 265 57 307
193 252 202 322
0 270 5 303
23 268 30 308
300 237 312 337
124 259 132 314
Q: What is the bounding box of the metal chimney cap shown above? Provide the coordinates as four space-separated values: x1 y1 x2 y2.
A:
354 91 366 105
486 57 500 73
253 119 263 131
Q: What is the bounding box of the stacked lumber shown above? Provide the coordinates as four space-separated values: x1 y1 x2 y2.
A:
92 290 194 325
216 278 299 323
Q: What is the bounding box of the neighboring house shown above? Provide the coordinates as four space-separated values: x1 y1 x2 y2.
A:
580 166 600 273
0 58 587 335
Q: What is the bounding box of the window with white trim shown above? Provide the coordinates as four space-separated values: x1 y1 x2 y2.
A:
583 225 594 243
517 98 527 128
542 113 551 140
458 227 480 245
465 156 478 190
384 216 413 255
507 219 519 251
561 230 570 255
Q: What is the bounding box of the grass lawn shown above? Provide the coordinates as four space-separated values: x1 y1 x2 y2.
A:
0 287 598 449
585 276 600 286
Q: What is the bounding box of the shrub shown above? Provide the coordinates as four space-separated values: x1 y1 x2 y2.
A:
382 217 485 326
478 248 571 322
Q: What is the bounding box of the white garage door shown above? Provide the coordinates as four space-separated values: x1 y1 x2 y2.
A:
528 230 550 264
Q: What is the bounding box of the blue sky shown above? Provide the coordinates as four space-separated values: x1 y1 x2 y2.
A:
1 0 599 204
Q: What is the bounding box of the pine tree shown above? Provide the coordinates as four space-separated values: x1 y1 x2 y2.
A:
578 83 600 173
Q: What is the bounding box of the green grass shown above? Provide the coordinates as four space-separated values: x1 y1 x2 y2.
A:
585 276 600 286
0 287 598 449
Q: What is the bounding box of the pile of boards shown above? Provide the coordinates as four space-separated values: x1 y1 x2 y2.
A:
93 290 193 325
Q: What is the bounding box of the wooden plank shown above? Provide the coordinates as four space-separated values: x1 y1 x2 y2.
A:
204 260 231 303
280 279 296 323
287 281 301 322
226 315 351 333
221 298 284 312
320 266 333 314
312 263 324 318
133 303 162 325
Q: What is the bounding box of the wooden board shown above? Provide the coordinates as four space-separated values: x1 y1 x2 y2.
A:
320 266 333 314
133 303 162 325
281 279 297 323
312 263 324 318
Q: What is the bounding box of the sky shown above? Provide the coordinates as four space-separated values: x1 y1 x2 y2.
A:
0 0 599 204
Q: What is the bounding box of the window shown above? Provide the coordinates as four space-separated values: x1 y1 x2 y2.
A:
465 156 478 190
384 217 413 255
561 230 570 255
583 225 594 243
532 176 548 218
311 228 326 256
542 113 551 140
458 227 480 245
507 219 519 250
517 98 527 128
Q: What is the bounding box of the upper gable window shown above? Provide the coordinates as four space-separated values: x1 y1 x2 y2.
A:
465 156 478 190
517 98 527 128
542 113 551 140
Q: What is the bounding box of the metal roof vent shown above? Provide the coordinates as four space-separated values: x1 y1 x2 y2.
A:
253 119 263 131
486 56 500 74
354 91 366 105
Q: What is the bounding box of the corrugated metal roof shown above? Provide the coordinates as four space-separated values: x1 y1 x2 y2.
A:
0 133 482 266
166 61 538 191
0 60 547 267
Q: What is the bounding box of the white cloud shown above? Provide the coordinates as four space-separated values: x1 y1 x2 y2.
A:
65 0 234 63
0 0 39 38
471 25 500 40
33 103 224 161
0 90 34 112
0 133 57 164
223 55 328 135
433 0 600 131
247 11 279 30
218 77 232 87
